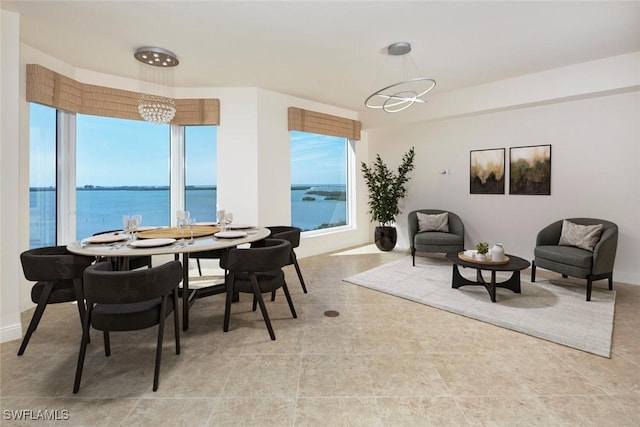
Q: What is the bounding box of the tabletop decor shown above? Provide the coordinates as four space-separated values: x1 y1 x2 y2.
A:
136 225 220 239
361 147 415 251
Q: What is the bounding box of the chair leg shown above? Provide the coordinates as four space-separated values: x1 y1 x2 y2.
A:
103 331 111 356
270 290 276 301
586 277 593 302
223 275 234 332
411 248 416 266
608 273 613 291
18 282 53 356
281 281 297 319
72 278 90 344
172 288 180 355
73 305 93 393
562 274 568 278
531 261 536 282
153 296 168 392
250 275 275 340
196 259 202 276
292 252 307 293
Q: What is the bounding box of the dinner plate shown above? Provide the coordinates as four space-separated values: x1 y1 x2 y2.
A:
84 233 127 244
129 238 176 248
196 222 218 226
227 224 253 230
214 231 248 239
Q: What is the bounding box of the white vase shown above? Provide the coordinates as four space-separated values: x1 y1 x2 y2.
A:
491 243 505 262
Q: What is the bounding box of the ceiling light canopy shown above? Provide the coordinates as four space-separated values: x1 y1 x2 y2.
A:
365 42 436 113
134 47 179 124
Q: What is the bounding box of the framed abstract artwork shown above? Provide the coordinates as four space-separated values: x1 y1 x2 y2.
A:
470 148 505 194
509 144 551 195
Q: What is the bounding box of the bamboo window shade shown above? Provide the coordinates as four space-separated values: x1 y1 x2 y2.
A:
288 107 361 140
26 64 220 125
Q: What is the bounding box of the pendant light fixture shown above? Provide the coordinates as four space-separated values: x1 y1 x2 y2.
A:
365 42 436 113
134 47 179 124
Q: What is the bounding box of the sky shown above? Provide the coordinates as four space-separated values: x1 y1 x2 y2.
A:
30 104 347 187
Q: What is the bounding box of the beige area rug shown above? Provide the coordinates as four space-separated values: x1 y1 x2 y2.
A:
344 255 616 358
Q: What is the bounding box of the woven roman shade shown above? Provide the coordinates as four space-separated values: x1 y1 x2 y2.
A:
288 107 361 140
26 64 220 125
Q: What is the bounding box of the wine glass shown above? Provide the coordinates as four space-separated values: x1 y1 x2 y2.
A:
216 209 226 226
223 212 233 231
188 218 196 244
122 215 131 239
131 214 142 239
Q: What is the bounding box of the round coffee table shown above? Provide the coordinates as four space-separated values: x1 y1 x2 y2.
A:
445 252 531 302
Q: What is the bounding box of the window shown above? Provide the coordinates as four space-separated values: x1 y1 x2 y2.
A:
76 115 170 239
185 126 217 222
29 103 57 248
290 130 349 232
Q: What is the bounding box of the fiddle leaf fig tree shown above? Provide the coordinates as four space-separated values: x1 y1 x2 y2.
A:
361 147 415 227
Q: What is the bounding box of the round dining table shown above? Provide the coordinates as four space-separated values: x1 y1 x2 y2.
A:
67 226 271 330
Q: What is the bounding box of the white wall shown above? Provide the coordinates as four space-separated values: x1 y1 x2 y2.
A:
368 90 640 285
0 10 23 342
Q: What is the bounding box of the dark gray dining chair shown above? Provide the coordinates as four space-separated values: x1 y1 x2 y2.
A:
220 238 296 340
18 246 94 356
73 260 182 393
266 226 307 294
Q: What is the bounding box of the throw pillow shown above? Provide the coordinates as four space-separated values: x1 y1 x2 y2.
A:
417 212 449 232
558 220 603 252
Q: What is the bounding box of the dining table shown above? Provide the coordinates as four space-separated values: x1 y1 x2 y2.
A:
66 225 271 331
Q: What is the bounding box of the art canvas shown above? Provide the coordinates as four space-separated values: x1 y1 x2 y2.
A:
509 145 551 195
470 148 505 194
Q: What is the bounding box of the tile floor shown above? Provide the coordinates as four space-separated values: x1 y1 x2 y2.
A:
1 245 639 426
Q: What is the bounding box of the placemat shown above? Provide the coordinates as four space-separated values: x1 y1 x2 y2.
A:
136 225 220 239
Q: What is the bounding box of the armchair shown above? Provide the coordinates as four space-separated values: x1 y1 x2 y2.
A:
531 218 618 301
408 209 465 266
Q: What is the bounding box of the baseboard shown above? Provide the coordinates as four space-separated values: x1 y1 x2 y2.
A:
615 271 640 286
0 323 22 344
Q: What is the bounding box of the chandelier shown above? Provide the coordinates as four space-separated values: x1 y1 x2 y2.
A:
365 42 436 113
134 47 179 124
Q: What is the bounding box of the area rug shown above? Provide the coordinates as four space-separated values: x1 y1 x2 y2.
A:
343 255 616 357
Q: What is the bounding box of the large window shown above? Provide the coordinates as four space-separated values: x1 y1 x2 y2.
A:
29 104 57 248
76 115 170 239
28 104 219 246
290 130 349 231
185 126 217 222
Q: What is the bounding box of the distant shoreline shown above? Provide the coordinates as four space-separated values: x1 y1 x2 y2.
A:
31 184 345 191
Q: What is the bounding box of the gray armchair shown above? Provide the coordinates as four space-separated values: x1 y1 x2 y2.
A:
408 209 465 266
531 218 618 301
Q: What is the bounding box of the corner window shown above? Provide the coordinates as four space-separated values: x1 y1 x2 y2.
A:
29 103 57 248
76 115 170 239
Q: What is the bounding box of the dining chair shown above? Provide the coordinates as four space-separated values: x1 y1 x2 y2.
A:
92 229 152 270
265 226 307 295
18 246 94 356
73 260 182 393
220 238 296 340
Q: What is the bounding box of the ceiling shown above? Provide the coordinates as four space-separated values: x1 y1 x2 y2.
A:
3 0 640 125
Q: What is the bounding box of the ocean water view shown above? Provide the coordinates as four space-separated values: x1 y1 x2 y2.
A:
29 185 346 247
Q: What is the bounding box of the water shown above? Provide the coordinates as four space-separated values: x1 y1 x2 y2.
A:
29 185 346 247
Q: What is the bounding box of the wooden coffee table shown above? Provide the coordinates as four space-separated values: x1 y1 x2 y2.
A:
445 252 531 302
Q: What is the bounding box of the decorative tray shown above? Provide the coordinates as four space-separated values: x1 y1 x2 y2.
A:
136 225 220 239
457 251 510 265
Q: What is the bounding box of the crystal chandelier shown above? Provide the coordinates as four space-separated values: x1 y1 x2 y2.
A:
134 47 179 124
365 42 436 113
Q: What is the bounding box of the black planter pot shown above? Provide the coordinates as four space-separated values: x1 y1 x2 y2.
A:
374 226 397 251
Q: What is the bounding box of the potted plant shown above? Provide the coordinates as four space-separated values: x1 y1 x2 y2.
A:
361 147 415 251
475 242 489 261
